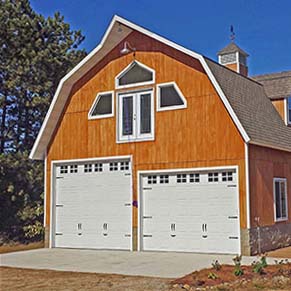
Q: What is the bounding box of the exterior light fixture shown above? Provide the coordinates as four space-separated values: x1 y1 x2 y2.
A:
120 41 136 56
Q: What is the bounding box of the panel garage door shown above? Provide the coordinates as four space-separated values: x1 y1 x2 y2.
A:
141 168 240 254
53 158 132 250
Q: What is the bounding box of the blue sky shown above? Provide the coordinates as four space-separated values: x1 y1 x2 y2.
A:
30 0 291 76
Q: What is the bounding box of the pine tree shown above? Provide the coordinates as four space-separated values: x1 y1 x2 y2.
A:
0 0 87 242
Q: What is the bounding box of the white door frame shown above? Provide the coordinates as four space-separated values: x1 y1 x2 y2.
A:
137 165 241 254
50 155 133 250
116 89 154 143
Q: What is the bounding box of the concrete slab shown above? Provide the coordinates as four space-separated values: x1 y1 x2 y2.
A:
0 248 288 278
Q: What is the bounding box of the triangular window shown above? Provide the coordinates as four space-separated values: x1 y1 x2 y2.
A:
88 91 114 119
157 82 187 111
116 61 155 88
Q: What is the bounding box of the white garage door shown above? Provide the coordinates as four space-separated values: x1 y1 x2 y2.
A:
141 168 240 254
53 158 132 250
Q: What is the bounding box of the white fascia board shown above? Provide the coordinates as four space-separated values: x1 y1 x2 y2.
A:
30 14 250 160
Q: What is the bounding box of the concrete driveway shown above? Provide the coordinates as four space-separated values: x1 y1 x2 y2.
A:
0 248 286 278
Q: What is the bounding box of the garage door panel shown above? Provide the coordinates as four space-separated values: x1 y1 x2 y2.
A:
141 168 240 254
54 159 131 250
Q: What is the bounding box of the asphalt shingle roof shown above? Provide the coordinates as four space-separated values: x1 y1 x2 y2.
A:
217 42 249 56
205 58 291 151
252 71 291 100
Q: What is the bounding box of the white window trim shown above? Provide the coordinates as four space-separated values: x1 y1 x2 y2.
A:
117 89 155 143
285 97 291 125
156 81 187 112
88 90 114 120
115 60 155 89
273 177 288 222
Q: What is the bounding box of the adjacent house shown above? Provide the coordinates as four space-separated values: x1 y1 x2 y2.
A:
30 16 291 255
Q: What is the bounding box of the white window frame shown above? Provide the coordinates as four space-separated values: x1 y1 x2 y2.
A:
88 90 114 120
273 177 288 222
117 89 154 143
115 61 155 89
286 97 291 125
157 82 187 112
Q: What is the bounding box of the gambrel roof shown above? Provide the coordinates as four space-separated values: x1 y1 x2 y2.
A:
30 15 291 160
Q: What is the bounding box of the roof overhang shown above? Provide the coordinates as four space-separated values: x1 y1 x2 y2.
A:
30 15 250 160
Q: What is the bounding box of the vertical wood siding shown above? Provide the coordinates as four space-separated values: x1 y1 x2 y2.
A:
249 144 291 227
46 31 247 234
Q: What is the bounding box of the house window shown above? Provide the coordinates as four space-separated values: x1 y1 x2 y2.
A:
116 61 155 89
220 53 236 64
274 178 288 221
157 82 187 111
88 91 114 119
118 90 154 142
287 97 291 125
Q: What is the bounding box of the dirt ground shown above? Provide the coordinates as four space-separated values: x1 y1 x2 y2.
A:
0 242 44 254
0 267 172 291
1 264 291 291
268 246 291 258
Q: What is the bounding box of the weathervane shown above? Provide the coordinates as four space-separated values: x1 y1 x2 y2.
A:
230 25 235 42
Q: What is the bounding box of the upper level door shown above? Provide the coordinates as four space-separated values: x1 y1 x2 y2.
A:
118 90 154 142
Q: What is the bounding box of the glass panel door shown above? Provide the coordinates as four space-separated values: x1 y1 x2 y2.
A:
138 92 152 135
119 93 135 141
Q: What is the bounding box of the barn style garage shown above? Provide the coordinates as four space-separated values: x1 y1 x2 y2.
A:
30 16 291 255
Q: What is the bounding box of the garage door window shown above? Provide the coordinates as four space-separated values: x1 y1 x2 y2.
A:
274 178 288 221
208 173 219 182
94 163 103 172
70 165 78 173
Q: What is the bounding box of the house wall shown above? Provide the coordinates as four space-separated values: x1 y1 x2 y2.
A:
248 144 291 254
45 31 247 249
272 99 286 121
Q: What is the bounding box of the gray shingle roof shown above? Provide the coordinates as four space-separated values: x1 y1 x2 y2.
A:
205 58 291 151
217 42 249 56
252 71 291 100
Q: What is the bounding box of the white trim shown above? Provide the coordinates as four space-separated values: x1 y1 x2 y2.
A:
43 154 47 229
285 97 291 126
117 89 155 143
273 177 288 222
50 155 133 250
236 51 240 73
30 15 251 160
137 165 241 254
245 143 251 228
88 90 114 120
249 140 291 153
156 81 187 112
284 98 288 125
115 60 155 89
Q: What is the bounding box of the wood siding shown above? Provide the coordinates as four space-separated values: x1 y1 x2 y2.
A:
46 31 247 236
272 99 286 121
249 144 291 227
